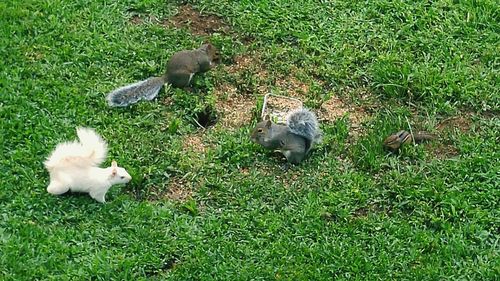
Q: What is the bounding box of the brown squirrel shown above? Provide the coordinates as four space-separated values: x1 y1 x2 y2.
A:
250 108 322 164
106 43 219 107
383 130 436 151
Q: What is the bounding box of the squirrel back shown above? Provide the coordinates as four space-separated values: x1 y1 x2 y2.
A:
106 43 219 107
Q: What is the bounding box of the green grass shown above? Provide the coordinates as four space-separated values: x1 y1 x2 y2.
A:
1 0 499 280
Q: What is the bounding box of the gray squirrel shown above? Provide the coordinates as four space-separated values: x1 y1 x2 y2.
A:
106 43 219 107
250 108 322 164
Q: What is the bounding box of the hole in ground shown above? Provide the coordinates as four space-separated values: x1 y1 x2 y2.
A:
193 106 218 128
144 254 179 276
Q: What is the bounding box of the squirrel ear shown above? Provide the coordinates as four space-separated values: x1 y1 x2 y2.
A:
265 120 272 128
111 160 117 168
111 168 117 177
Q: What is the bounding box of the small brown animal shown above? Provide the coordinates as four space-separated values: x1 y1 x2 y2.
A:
383 130 435 151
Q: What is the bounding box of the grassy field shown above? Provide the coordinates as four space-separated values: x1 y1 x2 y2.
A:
1 0 499 280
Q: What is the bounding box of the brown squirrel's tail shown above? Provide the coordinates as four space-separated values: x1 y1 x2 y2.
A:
412 132 436 143
106 75 167 107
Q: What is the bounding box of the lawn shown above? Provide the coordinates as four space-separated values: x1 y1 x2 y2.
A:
1 0 499 280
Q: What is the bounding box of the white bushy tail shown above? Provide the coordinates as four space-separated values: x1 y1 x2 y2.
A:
44 127 108 170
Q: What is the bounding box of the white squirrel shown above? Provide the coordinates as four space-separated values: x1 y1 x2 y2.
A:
44 127 132 203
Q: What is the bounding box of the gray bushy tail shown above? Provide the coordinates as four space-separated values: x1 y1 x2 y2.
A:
106 76 166 107
286 108 322 147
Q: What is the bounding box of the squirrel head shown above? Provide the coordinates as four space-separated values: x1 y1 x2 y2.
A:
383 130 411 151
250 119 273 144
383 134 401 151
200 43 220 62
108 160 132 184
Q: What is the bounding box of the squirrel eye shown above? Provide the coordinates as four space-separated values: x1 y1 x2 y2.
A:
120 176 125 179
257 128 263 133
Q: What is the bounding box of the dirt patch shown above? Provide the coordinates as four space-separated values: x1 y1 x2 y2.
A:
226 54 269 83
275 75 311 98
213 83 255 129
353 207 370 218
426 141 460 159
164 5 232 36
318 95 349 122
352 203 386 218
146 177 193 202
222 53 271 96
436 116 472 132
262 94 303 123
424 114 472 159
139 177 194 203
129 14 143 25
162 96 174 107
278 170 302 189
353 206 374 218
128 13 159 25
229 54 258 72
182 133 207 153
217 55 371 135
318 95 370 137
239 163 276 177
220 52 320 107
25 50 44 62
216 54 321 126
239 167 250 175
165 177 193 202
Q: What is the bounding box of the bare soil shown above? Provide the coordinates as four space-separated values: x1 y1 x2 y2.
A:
164 5 232 36
182 133 207 153
213 83 255 129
